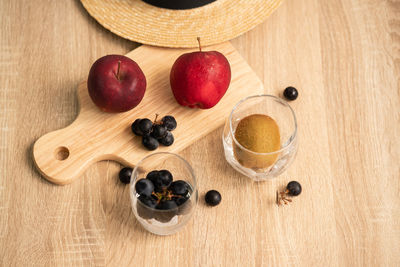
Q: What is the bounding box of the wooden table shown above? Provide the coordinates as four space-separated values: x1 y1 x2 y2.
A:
1 0 399 266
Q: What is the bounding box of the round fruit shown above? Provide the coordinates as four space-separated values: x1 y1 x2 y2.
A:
156 200 178 210
159 132 174 146
159 170 173 188
173 196 189 206
119 167 133 184
154 200 178 223
161 115 177 131
131 119 142 136
205 190 221 206
137 195 157 219
87 55 146 113
146 170 160 181
135 178 154 196
287 181 302 196
146 170 171 192
138 195 157 208
177 197 192 215
283 86 298 101
142 135 159 150
151 124 167 139
169 180 190 196
138 118 153 134
170 39 231 109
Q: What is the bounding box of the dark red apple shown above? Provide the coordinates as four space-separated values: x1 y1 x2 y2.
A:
170 38 231 109
88 55 146 113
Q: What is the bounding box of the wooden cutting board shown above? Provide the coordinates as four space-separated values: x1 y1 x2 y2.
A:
33 42 263 185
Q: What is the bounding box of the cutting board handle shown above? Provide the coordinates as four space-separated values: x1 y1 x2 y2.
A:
32 83 107 185
33 126 87 185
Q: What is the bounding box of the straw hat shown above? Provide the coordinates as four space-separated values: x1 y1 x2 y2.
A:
80 0 283 48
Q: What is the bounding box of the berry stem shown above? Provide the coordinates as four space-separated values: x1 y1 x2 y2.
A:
197 37 202 52
153 113 159 124
277 190 293 206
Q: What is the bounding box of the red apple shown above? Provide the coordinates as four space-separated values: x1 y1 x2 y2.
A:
88 55 146 113
170 38 231 109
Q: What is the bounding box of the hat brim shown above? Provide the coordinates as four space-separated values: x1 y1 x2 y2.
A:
80 0 283 48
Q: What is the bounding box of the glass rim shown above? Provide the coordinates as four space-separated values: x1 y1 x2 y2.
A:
130 152 197 212
229 94 298 155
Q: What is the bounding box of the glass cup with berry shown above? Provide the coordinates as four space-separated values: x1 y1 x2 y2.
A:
130 152 198 235
223 95 298 181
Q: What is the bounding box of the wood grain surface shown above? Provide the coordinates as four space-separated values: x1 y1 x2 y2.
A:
1 0 399 266
33 42 263 185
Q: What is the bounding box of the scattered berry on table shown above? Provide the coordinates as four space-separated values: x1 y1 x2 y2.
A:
283 86 298 101
205 190 221 206
119 167 133 184
277 180 302 206
286 181 302 196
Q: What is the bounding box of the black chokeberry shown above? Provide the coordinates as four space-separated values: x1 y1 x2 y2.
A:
142 135 159 150
138 118 153 134
158 170 173 188
137 195 157 219
119 167 132 184
173 196 189 206
154 200 178 222
131 119 142 136
135 178 155 197
286 181 302 196
169 180 189 196
283 86 298 101
151 124 167 139
146 170 160 181
138 195 157 208
146 170 169 192
161 115 177 131
205 190 221 206
156 200 178 210
159 132 174 146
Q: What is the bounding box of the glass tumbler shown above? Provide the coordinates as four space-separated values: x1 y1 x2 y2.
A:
130 152 198 235
223 95 298 181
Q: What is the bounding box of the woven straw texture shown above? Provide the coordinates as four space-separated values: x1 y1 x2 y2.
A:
80 0 283 48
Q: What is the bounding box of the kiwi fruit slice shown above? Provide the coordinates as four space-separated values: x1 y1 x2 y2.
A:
233 114 280 169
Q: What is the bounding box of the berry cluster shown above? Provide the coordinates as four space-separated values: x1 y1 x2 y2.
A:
277 181 302 206
131 115 177 150
135 169 192 222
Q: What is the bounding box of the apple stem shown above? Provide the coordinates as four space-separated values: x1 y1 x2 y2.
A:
197 37 202 52
116 60 121 81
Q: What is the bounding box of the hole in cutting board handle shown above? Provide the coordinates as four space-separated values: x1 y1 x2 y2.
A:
54 146 69 161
